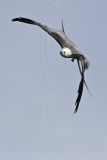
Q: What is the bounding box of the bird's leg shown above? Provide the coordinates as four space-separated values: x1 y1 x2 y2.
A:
71 58 75 62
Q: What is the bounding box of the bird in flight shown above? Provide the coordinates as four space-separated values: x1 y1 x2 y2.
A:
12 17 91 113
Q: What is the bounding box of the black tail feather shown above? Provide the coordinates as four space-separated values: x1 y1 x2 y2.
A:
74 59 85 114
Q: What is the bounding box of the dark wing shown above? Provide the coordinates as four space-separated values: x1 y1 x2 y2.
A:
12 17 54 35
74 59 85 113
12 17 71 48
61 19 65 34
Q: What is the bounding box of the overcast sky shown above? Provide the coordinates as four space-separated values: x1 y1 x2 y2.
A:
0 0 107 159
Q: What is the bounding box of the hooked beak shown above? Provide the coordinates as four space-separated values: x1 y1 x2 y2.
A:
60 51 62 56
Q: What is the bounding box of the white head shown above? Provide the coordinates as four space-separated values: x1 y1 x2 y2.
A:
60 47 72 58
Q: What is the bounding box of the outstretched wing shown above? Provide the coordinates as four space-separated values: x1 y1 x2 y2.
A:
12 17 72 48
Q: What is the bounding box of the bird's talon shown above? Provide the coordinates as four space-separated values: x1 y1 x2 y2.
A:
71 59 74 62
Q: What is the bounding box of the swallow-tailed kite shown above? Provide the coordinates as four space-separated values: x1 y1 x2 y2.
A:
12 17 91 113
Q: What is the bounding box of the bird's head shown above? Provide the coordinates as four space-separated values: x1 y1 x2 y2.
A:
60 47 72 58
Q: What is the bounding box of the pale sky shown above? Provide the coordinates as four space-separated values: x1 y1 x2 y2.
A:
0 0 107 159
